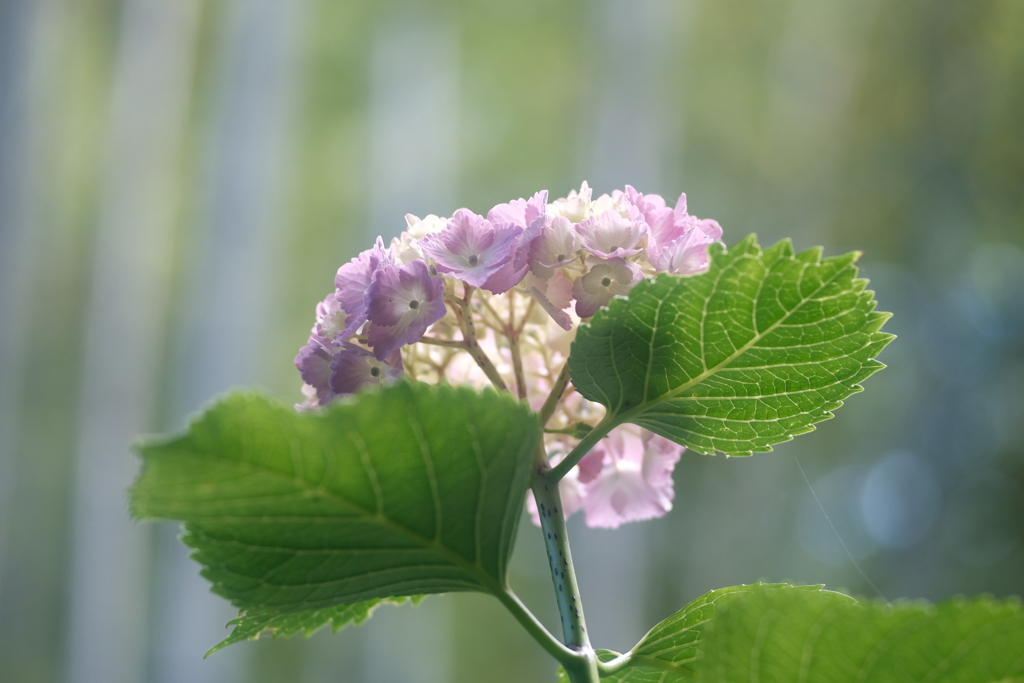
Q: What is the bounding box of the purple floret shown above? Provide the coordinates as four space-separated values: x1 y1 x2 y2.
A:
333 236 394 340
487 190 548 232
294 338 337 403
418 209 521 288
329 342 403 395
638 190 723 259
365 259 447 359
625 185 673 248
482 190 548 293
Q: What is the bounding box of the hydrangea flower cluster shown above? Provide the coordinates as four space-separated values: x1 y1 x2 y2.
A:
295 182 723 528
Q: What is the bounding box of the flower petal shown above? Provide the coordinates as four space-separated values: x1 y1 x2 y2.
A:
365 260 447 359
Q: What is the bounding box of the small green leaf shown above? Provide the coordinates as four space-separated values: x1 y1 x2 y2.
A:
206 596 422 656
566 584 802 682
131 383 540 647
702 584 1024 682
569 236 894 456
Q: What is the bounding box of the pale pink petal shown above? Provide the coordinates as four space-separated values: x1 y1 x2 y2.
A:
576 449 605 484
583 466 672 528
546 270 574 309
572 259 643 318
671 192 688 223
404 213 447 239
696 218 722 240
525 190 548 227
580 428 681 529
419 209 521 287
576 207 647 260
480 205 544 293
530 285 572 331
651 229 715 275
626 185 674 250
529 216 579 278
525 271 574 331
645 192 723 257
641 430 684 488
548 181 591 223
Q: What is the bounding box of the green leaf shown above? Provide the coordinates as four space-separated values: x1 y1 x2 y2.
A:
206 596 422 656
131 382 540 646
569 236 894 456
701 584 1024 682
557 584 802 682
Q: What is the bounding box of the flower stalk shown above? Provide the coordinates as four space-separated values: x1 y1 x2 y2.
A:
531 443 601 683
450 286 509 392
539 362 572 426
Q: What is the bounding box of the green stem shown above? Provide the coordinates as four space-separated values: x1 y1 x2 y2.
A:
544 426 581 436
531 445 600 682
494 588 578 664
538 361 572 427
546 414 616 482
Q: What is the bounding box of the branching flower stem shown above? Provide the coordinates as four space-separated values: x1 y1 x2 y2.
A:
514 297 536 336
546 414 616 482
439 277 626 682
418 336 465 349
480 297 508 336
530 443 601 683
507 291 528 401
447 286 509 392
539 362 572 427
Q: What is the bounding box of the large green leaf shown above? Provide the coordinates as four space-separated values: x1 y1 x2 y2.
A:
131 382 540 646
702 584 1024 682
555 584 802 683
561 585 1024 682
569 236 893 456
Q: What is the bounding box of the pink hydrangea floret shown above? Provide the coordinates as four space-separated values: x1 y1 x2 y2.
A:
418 209 521 289
577 429 684 529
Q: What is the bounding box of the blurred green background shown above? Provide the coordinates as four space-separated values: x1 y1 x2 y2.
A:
1 1 1022 682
